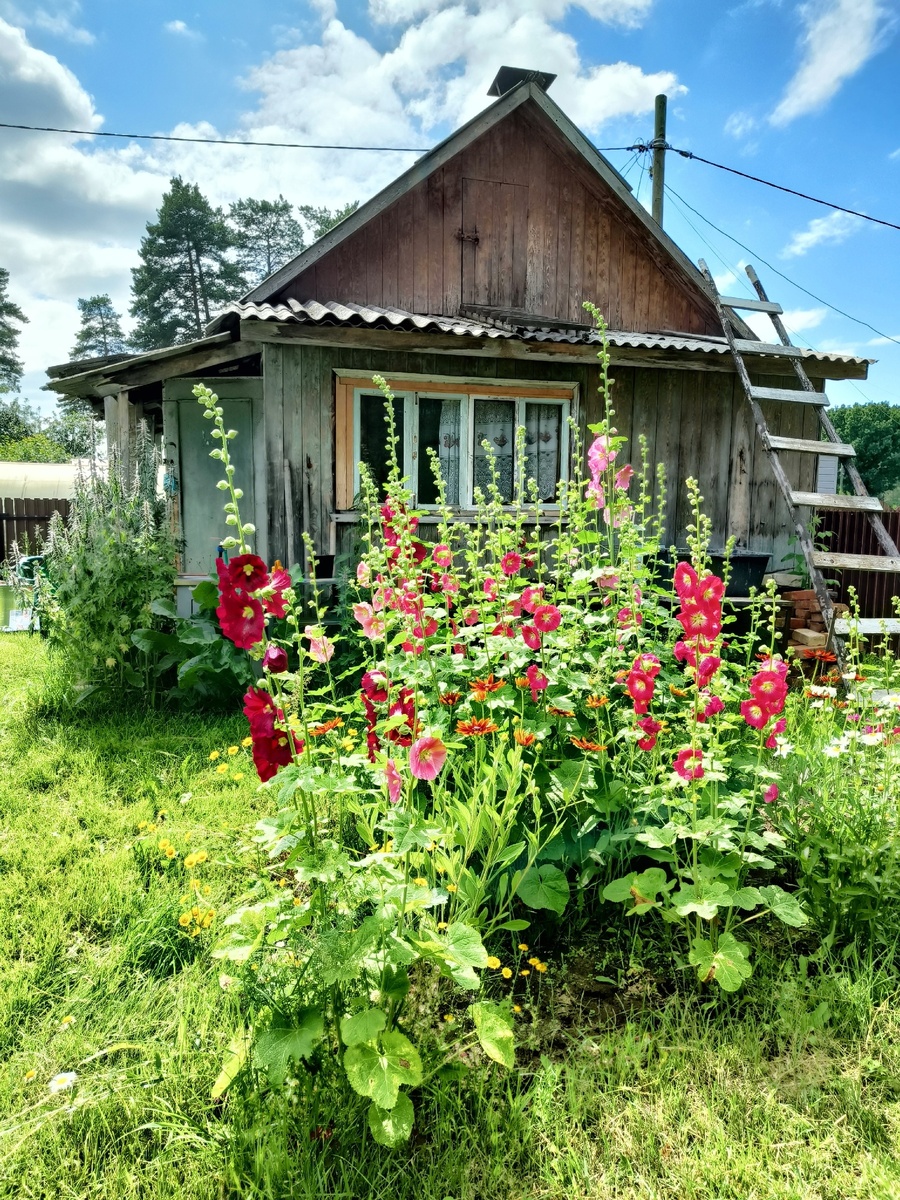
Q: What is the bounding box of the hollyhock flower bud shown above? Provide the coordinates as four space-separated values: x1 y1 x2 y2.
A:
763 784 779 804
262 645 288 674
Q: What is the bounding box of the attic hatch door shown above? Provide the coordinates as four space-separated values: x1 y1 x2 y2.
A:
162 377 265 576
461 179 528 309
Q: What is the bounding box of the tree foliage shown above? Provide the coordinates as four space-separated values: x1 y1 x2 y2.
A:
71 294 127 359
830 403 900 498
297 201 359 242
228 196 305 287
130 177 244 350
0 433 69 463
0 396 40 443
0 268 28 393
42 409 100 458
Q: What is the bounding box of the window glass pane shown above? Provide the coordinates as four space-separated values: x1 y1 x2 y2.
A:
359 393 404 498
524 403 563 502
417 396 461 505
473 398 515 502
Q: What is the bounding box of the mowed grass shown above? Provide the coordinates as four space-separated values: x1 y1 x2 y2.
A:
0 634 899 1199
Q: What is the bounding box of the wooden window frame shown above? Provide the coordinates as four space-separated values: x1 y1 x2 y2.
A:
335 374 577 512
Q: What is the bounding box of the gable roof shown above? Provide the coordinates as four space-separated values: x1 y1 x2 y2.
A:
244 79 721 327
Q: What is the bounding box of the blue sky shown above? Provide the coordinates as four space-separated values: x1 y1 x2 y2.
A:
1 0 898 413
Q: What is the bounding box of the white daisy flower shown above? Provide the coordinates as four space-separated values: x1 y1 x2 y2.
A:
48 1072 77 1093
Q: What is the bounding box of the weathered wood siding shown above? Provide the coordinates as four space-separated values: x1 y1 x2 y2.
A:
260 343 817 573
275 104 720 336
0 496 70 563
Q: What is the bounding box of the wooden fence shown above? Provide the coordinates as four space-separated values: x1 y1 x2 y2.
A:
0 497 70 563
818 509 900 618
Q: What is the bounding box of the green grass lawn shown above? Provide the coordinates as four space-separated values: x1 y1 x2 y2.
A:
1 634 899 1199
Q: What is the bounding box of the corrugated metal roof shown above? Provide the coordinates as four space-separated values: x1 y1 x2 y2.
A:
0 460 95 501
216 298 868 366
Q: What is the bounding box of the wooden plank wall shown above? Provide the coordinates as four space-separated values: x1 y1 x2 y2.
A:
817 509 900 619
278 104 719 336
0 497 70 563
264 342 815 573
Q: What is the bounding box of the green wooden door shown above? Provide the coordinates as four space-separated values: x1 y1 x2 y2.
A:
163 378 265 576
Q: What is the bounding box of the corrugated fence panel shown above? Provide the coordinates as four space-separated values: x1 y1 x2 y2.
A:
818 509 900 617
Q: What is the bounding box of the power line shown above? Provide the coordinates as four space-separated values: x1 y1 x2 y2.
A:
634 140 900 234
664 183 900 349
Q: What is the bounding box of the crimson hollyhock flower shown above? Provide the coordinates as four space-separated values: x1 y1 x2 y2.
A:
432 544 453 568
634 653 661 679
521 624 541 651
262 644 288 674
483 577 498 600
695 655 721 688
243 686 278 738
500 552 522 576
740 698 770 730
409 736 447 780
221 553 269 595
533 604 561 633
263 564 292 618
677 603 721 641
749 670 788 712
696 694 725 724
251 730 302 782
218 592 265 648
626 669 655 715
636 715 662 751
673 747 704 780
525 663 548 703
361 670 389 703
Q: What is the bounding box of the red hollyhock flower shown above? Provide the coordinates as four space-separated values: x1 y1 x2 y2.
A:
500 552 522 576
696 574 725 605
218 592 265 648
264 564 292 618
740 699 770 730
636 715 662 751
677 603 721 641
673 562 698 598
634 653 661 678
521 624 541 651
765 716 787 749
243 686 278 738
673 747 704 780
749 670 788 712
262 644 288 674
525 663 548 703
222 553 269 595
361 670 389 703
695 655 721 688
626 669 655 714
520 585 544 614
533 604 561 633
251 730 302 782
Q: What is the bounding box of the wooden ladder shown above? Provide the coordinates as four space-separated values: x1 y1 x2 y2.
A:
699 260 900 661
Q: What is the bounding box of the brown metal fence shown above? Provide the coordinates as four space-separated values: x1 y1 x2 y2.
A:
817 509 900 618
0 497 70 564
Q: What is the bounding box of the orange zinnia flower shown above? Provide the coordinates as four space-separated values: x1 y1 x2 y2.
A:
309 717 344 737
457 717 500 737
569 736 607 752
586 695 609 708
514 729 536 746
548 706 575 718
439 691 463 706
802 648 837 662
469 674 506 702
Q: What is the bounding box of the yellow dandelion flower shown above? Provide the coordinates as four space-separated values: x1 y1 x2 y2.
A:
535 962 548 973
413 877 428 887
501 967 513 979
178 913 191 927
517 943 529 952
194 850 208 864
528 956 540 967
278 878 287 888
165 846 176 859
59 1015 75 1029
437 921 448 930
147 824 157 834
158 839 170 851
242 736 253 748
520 969 531 977
446 883 457 893
137 821 147 830
202 913 214 929
216 763 228 775
184 853 198 870
202 885 211 896
191 906 201 918
233 772 245 782
292 897 302 906
512 1004 522 1014
486 956 502 969
227 745 239 756
442 1014 455 1023
209 750 221 761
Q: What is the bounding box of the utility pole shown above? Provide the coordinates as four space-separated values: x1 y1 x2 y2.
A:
651 93 667 228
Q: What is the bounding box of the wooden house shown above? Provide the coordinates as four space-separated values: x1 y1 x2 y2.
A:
47 71 869 585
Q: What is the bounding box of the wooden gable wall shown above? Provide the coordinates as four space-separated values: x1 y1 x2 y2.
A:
274 102 720 336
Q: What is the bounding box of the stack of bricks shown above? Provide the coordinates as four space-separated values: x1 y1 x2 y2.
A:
784 588 848 654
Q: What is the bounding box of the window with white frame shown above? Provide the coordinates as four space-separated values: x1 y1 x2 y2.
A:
352 386 572 507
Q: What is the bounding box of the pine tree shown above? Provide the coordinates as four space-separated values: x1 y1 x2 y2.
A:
228 196 306 286
0 267 28 393
297 201 359 242
129 177 244 350
70 294 127 359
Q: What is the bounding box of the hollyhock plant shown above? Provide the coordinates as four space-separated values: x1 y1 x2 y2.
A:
521 624 541 651
625 669 655 715
264 564 292 618
409 736 448 781
525 663 549 703
673 747 704 781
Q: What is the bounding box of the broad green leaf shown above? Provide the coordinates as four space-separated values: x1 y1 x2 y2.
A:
602 874 637 904
344 1032 422 1109
729 886 763 910
341 1008 387 1047
517 864 570 915
759 885 809 928
672 881 734 920
445 923 489 968
368 1092 414 1147
689 933 752 992
496 919 530 932
632 868 672 902
211 1029 251 1099
636 824 678 849
149 597 177 619
191 579 219 610
469 1002 515 1069
253 1009 324 1086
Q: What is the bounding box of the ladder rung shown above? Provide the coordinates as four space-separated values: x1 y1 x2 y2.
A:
790 492 882 512
768 436 854 456
733 338 805 358
813 552 900 573
720 296 783 315
834 618 900 636
750 386 829 405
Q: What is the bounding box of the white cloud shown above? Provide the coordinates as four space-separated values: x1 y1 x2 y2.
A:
0 1 93 44
781 210 863 258
770 0 896 126
745 306 827 339
724 111 757 139
163 19 202 39
0 4 682 409
890 147 900 160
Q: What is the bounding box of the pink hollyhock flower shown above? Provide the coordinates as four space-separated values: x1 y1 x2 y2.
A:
587 434 617 475
614 464 634 491
464 607 480 626
765 717 787 749
749 670 788 712
626 669 655 714
356 560 371 586
385 759 402 804
637 715 662 751
673 747 704 781
525 663 548 703
603 502 632 528
635 653 661 679
597 571 620 590
673 562 698 599
505 599 523 619
703 695 724 720
521 585 544 614
352 602 385 641
740 699 770 730
677 603 721 641
409 736 447 781
263 565 292 618
218 593 265 649
533 604 561 633
695 574 725 606
483 577 498 601
500 552 522 576
262 644 288 674
763 784 779 804
616 606 642 631
522 624 541 651
758 656 789 679
586 480 605 510
442 574 459 594
305 626 334 663
432 544 453 568
696 655 721 688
